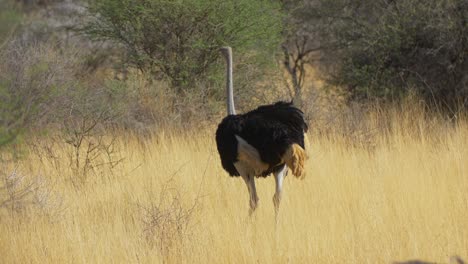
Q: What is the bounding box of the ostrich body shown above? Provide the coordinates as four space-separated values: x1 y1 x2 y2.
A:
215 47 308 217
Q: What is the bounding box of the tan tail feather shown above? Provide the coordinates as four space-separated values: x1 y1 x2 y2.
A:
283 143 307 179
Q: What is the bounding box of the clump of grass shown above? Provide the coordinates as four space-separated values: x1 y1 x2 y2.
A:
0 168 64 219
140 178 201 256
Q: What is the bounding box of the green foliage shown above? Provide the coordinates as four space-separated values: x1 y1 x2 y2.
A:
0 1 22 45
0 58 52 147
0 82 20 147
84 0 283 90
303 0 467 107
0 39 78 148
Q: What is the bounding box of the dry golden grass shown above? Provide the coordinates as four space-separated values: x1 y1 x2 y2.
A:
1 107 467 263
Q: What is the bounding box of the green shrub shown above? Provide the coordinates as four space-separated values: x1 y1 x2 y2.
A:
302 0 467 108
0 38 79 148
83 0 283 91
0 1 22 45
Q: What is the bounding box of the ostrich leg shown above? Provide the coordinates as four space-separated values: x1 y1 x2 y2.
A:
273 165 288 221
242 174 258 215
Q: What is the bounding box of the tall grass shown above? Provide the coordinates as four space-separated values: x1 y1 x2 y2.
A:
1 104 467 263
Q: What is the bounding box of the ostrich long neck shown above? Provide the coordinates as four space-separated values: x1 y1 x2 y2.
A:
224 47 236 115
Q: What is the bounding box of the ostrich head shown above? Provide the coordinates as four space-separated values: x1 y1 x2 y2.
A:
220 46 236 115
219 46 231 57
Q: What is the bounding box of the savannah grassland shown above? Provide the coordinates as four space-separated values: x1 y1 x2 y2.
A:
1 105 467 264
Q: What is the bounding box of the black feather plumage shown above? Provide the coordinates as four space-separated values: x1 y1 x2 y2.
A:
215 101 308 177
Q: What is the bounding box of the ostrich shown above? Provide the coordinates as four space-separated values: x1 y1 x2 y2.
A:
215 46 308 217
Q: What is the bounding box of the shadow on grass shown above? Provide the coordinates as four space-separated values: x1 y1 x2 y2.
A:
393 255 465 264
